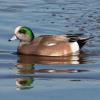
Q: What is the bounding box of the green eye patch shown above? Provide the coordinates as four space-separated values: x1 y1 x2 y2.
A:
19 29 26 34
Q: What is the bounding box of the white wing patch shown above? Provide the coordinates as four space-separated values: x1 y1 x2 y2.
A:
47 42 57 46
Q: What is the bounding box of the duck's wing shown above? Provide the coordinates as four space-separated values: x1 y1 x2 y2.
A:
66 33 84 42
66 33 83 37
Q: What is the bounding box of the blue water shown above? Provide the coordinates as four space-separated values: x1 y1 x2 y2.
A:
0 0 100 100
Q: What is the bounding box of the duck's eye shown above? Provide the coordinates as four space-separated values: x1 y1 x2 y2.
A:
19 29 26 34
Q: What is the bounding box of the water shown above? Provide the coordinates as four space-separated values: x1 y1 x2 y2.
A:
0 0 100 100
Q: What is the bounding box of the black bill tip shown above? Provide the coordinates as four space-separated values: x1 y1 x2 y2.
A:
8 39 11 42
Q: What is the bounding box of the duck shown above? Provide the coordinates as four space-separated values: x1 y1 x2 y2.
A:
9 26 93 56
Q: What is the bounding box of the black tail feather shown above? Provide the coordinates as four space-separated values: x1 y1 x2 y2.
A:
66 33 94 49
77 36 94 49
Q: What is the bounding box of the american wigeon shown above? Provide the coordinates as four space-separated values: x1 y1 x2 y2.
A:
9 26 93 56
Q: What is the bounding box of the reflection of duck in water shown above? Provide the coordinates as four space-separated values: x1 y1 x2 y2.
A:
16 63 34 90
15 54 88 90
17 54 88 74
16 77 33 90
9 26 93 56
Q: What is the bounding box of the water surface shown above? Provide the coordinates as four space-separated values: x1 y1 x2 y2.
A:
0 0 100 100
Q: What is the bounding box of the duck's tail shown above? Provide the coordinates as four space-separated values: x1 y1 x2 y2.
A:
66 34 94 49
77 36 94 49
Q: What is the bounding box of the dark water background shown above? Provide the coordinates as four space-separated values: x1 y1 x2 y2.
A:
0 0 100 100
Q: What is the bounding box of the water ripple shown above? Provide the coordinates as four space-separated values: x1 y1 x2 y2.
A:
0 0 100 92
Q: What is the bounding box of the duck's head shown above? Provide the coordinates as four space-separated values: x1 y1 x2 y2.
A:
9 26 34 42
